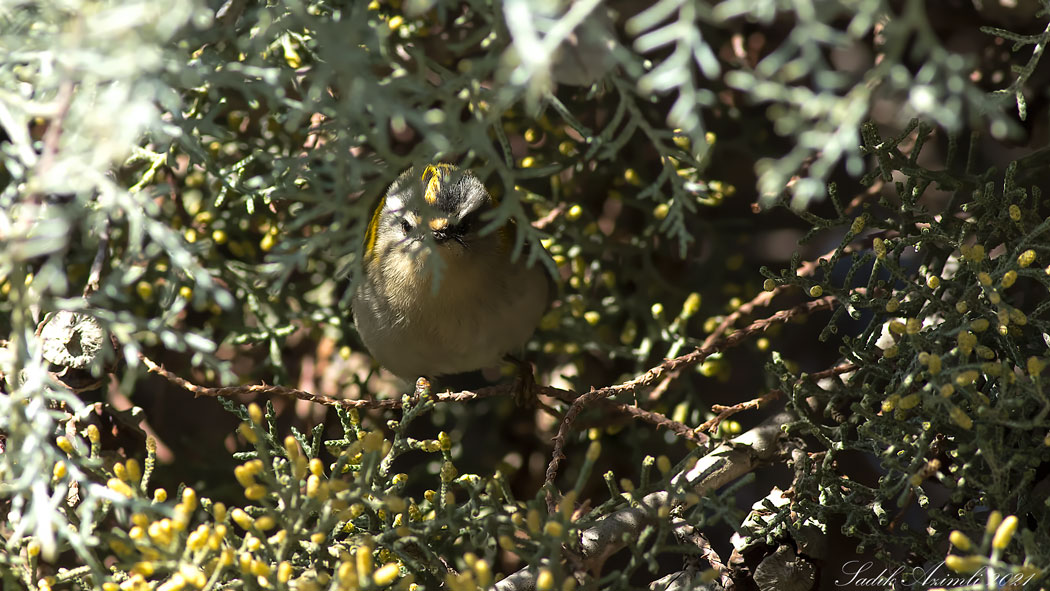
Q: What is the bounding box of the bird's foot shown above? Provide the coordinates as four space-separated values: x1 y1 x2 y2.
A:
508 356 538 408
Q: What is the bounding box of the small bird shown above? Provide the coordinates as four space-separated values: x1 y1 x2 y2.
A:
352 164 550 382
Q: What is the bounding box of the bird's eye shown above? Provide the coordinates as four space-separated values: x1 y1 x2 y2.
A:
399 218 413 234
455 212 478 234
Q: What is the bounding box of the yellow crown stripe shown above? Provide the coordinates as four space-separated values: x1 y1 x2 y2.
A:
363 194 386 259
421 163 456 205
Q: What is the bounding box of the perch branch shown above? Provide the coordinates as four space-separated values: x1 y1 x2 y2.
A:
141 355 704 444
543 295 839 511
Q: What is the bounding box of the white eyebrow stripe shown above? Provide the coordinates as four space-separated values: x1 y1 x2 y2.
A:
384 193 406 214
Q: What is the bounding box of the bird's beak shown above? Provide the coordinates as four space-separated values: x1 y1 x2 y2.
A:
429 216 466 245
430 217 452 243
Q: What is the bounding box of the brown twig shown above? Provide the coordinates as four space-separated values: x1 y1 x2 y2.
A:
693 363 857 434
695 391 782 434
142 350 707 447
699 363 854 433
804 362 859 382
648 241 849 403
543 295 840 511
648 286 781 402
597 400 708 445
532 202 567 230
140 353 521 409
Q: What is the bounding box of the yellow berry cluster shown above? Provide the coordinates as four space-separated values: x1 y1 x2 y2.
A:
943 511 1040 582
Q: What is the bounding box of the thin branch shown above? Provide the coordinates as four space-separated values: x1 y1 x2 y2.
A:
532 202 567 230
648 242 845 402
598 399 708 444
694 363 856 434
143 350 708 447
695 390 782 434
544 295 839 511
140 353 521 409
